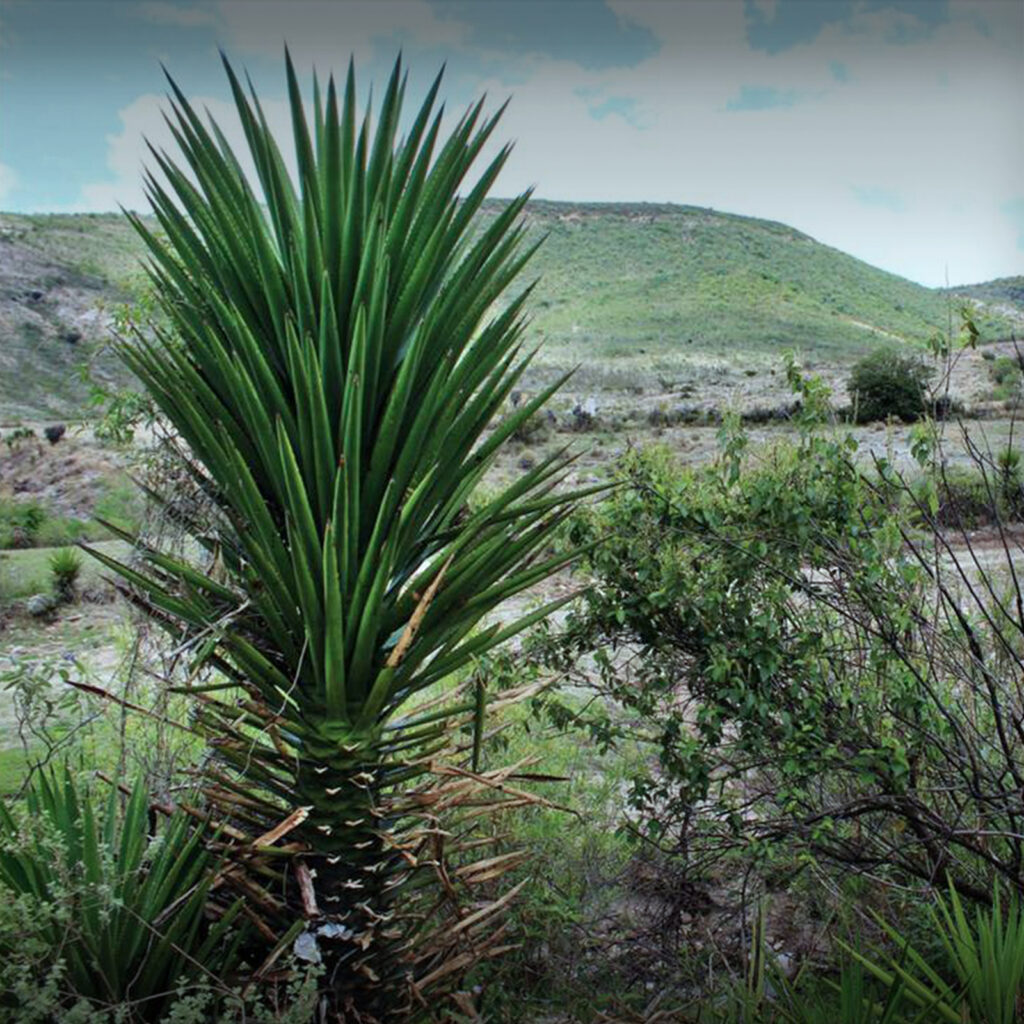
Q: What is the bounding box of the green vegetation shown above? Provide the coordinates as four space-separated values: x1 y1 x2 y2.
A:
81 51 590 1019
507 201 1012 381
953 274 1024 311
0 539 127 600
0 212 152 291
846 883 1024 1024
0 490 139 551
0 769 246 1021
848 345 933 422
988 353 1023 403
47 547 82 603
3 200 1019 419
3 48 1024 1024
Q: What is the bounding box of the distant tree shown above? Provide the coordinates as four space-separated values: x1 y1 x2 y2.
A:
848 346 932 423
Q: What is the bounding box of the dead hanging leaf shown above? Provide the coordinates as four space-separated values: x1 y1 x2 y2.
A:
295 860 319 917
387 554 454 669
453 850 528 883
253 806 312 848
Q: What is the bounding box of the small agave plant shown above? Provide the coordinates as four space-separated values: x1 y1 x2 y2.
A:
0 769 244 1021
88 50 593 1018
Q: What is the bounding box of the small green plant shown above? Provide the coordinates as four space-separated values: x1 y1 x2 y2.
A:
0 768 245 1021
48 547 82 603
3 426 37 451
989 355 1022 403
0 499 48 549
998 444 1023 516
509 407 553 445
90 386 153 445
845 882 1024 1024
848 347 933 423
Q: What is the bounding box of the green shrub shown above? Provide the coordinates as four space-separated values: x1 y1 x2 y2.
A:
914 467 997 529
0 490 139 551
848 347 933 423
990 355 1022 386
509 408 553 445
3 426 37 451
0 498 48 548
990 355 1022 403
998 445 1023 516
0 769 245 1021
535 387 1024 909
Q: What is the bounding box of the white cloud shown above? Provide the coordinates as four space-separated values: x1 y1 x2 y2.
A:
69 91 293 214
0 163 18 204
467 1 1023 285
136 3 217 28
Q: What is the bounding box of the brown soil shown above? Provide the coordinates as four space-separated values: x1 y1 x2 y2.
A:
0 433 128 519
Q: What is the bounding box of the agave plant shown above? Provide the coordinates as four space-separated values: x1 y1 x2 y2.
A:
87 51 590 1016
843 882 1024 1024
0 768 243 1020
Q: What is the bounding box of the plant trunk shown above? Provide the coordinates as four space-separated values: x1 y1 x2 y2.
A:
293 727 415 1021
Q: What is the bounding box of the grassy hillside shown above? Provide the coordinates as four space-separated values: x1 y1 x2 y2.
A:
0 203 1015 418
0 213 149 422
512 201 1012 385
952 275 1024 313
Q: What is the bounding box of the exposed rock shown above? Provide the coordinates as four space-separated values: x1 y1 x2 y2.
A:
26 593 57 617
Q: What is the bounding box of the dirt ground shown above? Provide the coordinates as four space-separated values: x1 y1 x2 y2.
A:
0 429 129 518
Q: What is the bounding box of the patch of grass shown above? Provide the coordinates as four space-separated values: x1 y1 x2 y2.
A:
0 748 30 796
92 480 143 531
0 486 141 552
467 680 654 1021
0 539 128 600
4 212 153 291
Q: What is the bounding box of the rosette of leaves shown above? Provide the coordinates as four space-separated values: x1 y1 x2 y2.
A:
0 768 244 1021
87 51 591 1018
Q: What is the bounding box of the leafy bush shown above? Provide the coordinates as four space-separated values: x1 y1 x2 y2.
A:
989 355 1022 403
848 346 933 423
536 374 1024 910
90 386 153 446
908 466 997 529
990 355 1022 386
509 408 553 445
0 769 245 1021
0 498 48 548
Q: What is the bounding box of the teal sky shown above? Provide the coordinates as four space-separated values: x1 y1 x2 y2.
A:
0 0 1021 286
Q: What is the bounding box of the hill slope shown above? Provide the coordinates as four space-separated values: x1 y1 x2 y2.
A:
952 275 1024 325
0 214 145 422
513 201 1012 385
0 203 1015 418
